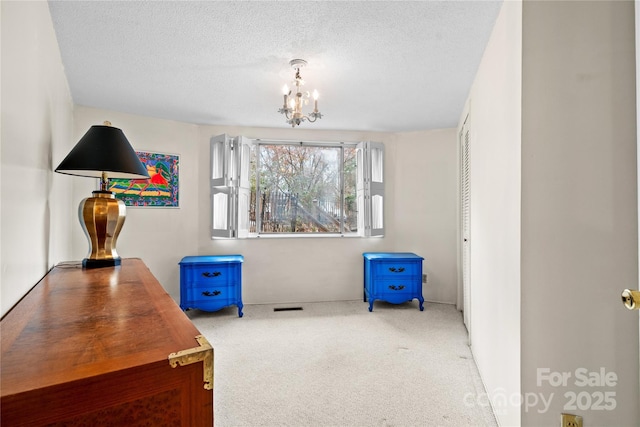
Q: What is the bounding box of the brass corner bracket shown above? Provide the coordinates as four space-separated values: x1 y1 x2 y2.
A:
168 335 214 390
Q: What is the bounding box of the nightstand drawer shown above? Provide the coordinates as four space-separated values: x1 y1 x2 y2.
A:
377 280 417 304
187 284 236 303
183 264 240 287
372 261 421 279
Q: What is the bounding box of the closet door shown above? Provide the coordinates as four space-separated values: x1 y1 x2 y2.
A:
460 116 471 336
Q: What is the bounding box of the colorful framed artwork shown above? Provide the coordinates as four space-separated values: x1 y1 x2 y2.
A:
109 151 180 207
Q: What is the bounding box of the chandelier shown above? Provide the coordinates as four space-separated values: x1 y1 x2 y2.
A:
278 59 323 127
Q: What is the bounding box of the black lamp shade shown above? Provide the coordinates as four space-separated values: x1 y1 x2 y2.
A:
55 125 149 179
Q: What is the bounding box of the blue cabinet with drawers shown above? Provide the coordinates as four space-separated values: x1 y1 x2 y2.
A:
363 252 424 312
179 255 244 317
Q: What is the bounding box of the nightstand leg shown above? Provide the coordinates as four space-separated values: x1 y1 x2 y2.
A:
368 300 374 312
418 298 424 311
238 303 244 318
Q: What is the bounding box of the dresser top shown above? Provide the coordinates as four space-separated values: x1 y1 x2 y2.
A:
1 258 202 398
363 252 424 260
180 255 244 264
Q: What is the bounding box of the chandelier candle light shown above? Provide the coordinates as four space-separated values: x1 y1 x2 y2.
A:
279 59 323 127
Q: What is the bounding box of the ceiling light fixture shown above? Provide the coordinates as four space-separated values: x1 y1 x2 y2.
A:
278 59 322 127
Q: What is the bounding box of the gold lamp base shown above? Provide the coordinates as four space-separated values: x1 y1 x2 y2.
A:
79 190 126 269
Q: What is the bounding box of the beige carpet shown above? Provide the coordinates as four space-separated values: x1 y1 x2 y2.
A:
188 300 497 427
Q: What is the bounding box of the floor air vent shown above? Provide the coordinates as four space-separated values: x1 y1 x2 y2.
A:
273 307 303 312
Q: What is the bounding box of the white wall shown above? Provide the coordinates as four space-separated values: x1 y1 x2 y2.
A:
464 0 640 425
461 1 523 425
1 0 74 316
69 111 459 307
521 1 639 425
197 126 459 305
197 126 394 305
394 129 459 304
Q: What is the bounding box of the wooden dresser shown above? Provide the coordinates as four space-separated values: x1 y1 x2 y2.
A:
1 258 213 426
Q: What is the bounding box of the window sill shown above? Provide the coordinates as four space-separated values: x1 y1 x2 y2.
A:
252 233 361 239
211 233 383 240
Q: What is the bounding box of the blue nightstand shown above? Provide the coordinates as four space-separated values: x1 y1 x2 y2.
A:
363 252 424 312
179 255 244 317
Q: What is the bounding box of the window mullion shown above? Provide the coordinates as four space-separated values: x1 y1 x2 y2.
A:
255 145 262 235
339 144 345 235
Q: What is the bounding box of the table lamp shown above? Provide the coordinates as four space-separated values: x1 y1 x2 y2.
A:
55 121 149 268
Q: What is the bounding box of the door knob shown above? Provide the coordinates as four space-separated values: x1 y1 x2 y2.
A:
621 289 640 310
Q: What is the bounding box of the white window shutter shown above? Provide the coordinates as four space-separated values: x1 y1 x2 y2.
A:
356 141 385 237
356 144 367 235
211 187 235 238
235 136 253 238
368 142 385 236
211 134 231 187
211 134 253 239
211 134 235 238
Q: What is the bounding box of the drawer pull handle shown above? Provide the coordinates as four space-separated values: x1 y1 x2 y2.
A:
389 267 405 273
202 271 222 278
202 290 221 297
389 285 405 291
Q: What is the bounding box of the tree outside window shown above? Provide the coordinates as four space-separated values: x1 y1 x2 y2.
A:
251 144 357 233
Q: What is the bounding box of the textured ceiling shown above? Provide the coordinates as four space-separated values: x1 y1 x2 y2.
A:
48 1 502 132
